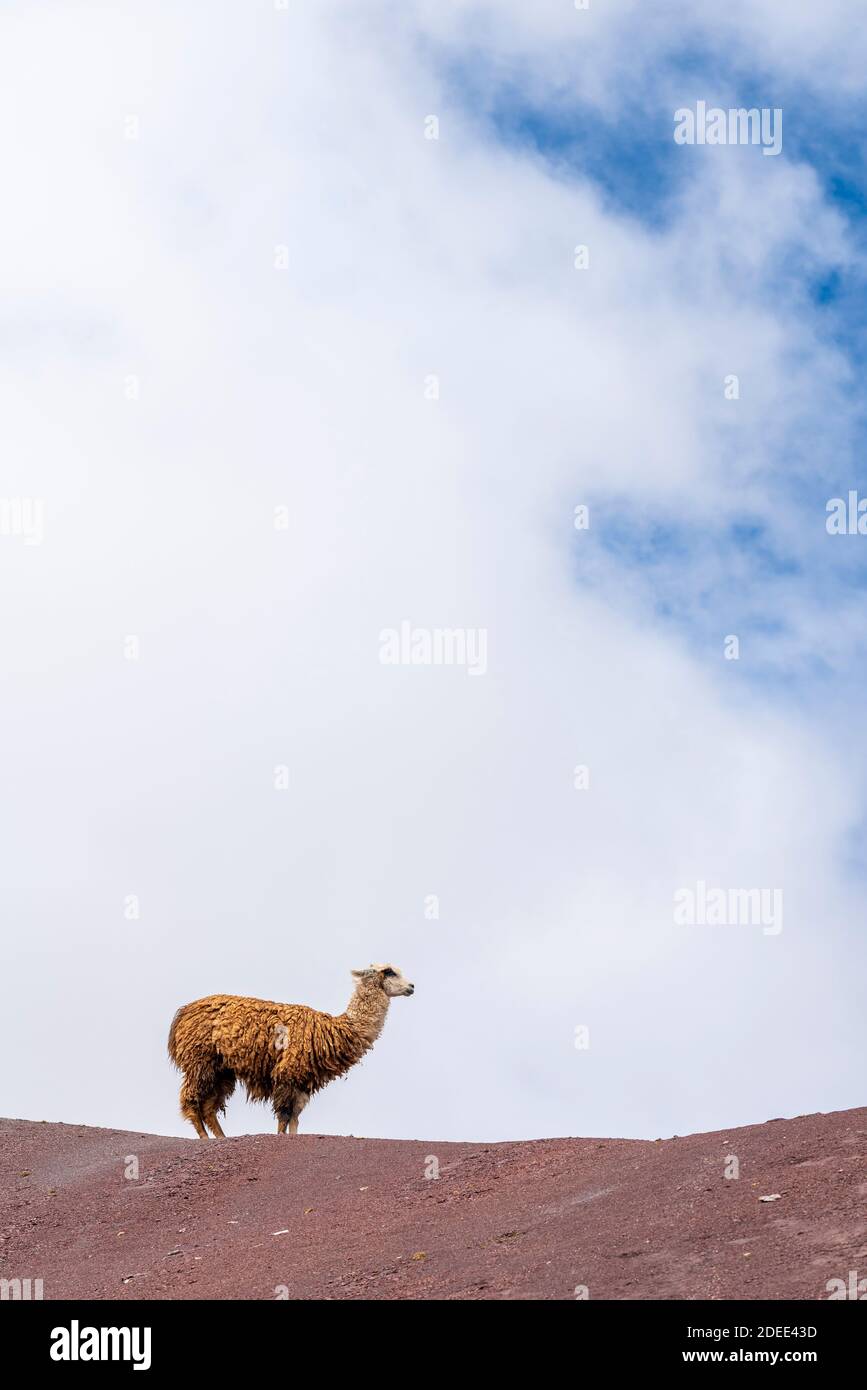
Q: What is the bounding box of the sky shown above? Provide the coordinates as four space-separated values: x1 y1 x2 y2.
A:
1 1 865 1143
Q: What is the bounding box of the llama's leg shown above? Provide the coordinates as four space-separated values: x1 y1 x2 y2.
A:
180 1086 208 1140
273 1081 292 1134
201 1097 226 1138
276 1089 309 1134
287 1091 310 1136
274 1089 309 1136
201 1071 235 1139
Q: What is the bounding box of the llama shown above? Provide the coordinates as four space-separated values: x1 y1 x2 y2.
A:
167 964 414 1138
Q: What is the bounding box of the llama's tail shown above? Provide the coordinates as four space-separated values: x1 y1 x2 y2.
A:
167 1005 187 1065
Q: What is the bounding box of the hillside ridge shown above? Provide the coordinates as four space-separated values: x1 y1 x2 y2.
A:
1 1107 864 1300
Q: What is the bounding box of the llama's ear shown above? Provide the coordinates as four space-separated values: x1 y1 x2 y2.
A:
351 968 365 979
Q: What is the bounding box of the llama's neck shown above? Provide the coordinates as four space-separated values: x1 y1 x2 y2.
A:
344 980 390 1050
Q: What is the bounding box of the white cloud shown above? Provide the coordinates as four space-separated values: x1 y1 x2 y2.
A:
407 0 867 98
0 2 863 1142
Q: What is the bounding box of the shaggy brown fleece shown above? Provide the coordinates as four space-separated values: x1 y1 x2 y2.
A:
168 965 411 1138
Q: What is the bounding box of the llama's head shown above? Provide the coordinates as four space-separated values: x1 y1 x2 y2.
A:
351 964 415 997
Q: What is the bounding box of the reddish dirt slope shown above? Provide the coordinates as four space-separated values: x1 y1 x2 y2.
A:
1 1108 865 1300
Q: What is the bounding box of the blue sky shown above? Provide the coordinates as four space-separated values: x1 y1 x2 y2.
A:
429 34 867 705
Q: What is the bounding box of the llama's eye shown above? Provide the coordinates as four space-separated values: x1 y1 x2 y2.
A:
382 968 396 977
